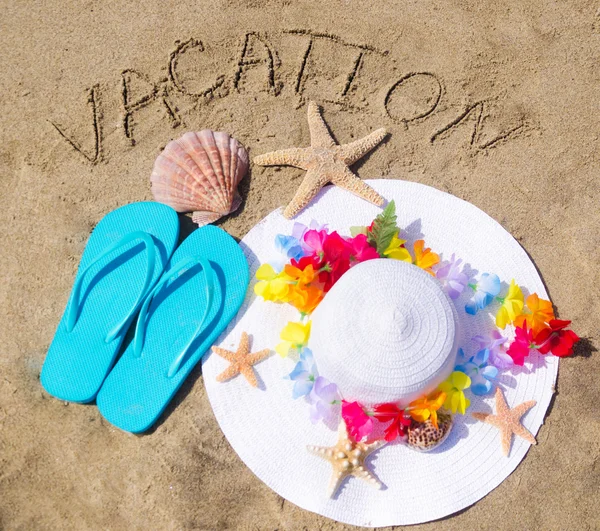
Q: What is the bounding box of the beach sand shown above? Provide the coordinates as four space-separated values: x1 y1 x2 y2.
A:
1 1 599 529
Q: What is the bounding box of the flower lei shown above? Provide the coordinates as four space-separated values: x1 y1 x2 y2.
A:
254 201 580 442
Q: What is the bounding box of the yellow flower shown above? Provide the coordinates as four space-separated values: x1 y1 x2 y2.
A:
495 279 524 329
383 233 412 262
438 371 471 414
254 264 291 302
275 320 312 357
408 390 447 429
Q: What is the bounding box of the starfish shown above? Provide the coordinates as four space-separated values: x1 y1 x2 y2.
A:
211 332 271 388
472 387 537 457
254 101 388 219
307 421 386 498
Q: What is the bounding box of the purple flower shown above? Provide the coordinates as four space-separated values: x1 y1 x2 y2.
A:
465 273 501 315
455 348 499 396
472 331 513 369
435 254 469 300
307 376 341 425
287 348 318 399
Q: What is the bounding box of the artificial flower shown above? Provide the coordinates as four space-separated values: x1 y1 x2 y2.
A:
292 220 327 248
455 348 498 396
254 264 291 301
495 279 524 328
287 284 323 314
472 331 512 369
465 273 501 315
287 348 318 399
319 231 352 290
513 293 555 334
373 403 412 442
275 320 312 357
383 233 412 262
302 228 328 255
308 376 341 425
284 263 318 287
506 322 534 366
275 234 305 262
341 400 374 441
291 252 323 272
535 320 579 357
435 254 469 299
349 225 368 237
408 390 447 429
346 233 380 263
438 371 471 413
412 240 440 275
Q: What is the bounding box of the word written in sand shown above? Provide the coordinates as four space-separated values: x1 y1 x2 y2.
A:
50 30 527 164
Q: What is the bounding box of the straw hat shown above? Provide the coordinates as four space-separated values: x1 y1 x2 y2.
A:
202 179 557 527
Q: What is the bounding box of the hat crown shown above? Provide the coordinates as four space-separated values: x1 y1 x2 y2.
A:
309 259 458 405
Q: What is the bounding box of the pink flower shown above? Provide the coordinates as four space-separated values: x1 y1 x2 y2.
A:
346 233 380 263
302 229 328 255
506 323 535 366
341 400 373 441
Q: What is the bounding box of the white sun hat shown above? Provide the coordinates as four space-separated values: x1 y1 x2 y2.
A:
202 179 557 527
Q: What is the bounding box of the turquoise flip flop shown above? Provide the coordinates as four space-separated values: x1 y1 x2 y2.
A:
96 225 249 433
41 202 180 403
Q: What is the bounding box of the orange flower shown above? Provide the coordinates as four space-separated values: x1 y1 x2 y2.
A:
408 390 447 429
284 263 318 287
513 293 555 334
413 240 440 276
288 284 323 314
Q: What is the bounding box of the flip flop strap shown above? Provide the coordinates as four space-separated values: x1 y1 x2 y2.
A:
65 231 157 343
132 255 216 379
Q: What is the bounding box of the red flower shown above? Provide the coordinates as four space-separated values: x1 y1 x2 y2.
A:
507 322 535 366
320 232 352 291
291 253 323 271
373 403 412 442
341 400 373 441
535 319 579 358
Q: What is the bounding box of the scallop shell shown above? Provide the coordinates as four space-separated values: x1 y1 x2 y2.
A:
406 412 453 452
150 130 249 226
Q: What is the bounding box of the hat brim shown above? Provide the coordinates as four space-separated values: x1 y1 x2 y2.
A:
202 179 557 527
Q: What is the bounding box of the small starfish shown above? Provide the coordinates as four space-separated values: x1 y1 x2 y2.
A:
472 387 537 456
307 421 386 498
254 101 388 219
211 332 271 388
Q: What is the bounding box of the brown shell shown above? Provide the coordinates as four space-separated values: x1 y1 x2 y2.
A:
150 130 248 226
406 412 453 452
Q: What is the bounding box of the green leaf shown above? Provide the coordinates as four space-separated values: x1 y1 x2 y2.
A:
350 226 368 237
368 200 399 255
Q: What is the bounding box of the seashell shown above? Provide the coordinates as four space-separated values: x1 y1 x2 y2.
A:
406 412 453 452
150 130 249 227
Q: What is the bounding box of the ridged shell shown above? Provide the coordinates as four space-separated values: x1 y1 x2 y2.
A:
150 130 249 226
406 413 453 452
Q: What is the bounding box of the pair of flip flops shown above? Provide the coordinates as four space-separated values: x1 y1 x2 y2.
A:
41 202 249 433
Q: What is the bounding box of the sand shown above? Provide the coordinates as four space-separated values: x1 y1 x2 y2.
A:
1 0 599 529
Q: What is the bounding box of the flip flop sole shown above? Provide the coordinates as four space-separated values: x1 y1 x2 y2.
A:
97 225 249 433
41 202 179 403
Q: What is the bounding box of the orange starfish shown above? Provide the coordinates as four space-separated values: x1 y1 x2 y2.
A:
472 388 537 456
211 332 271 388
